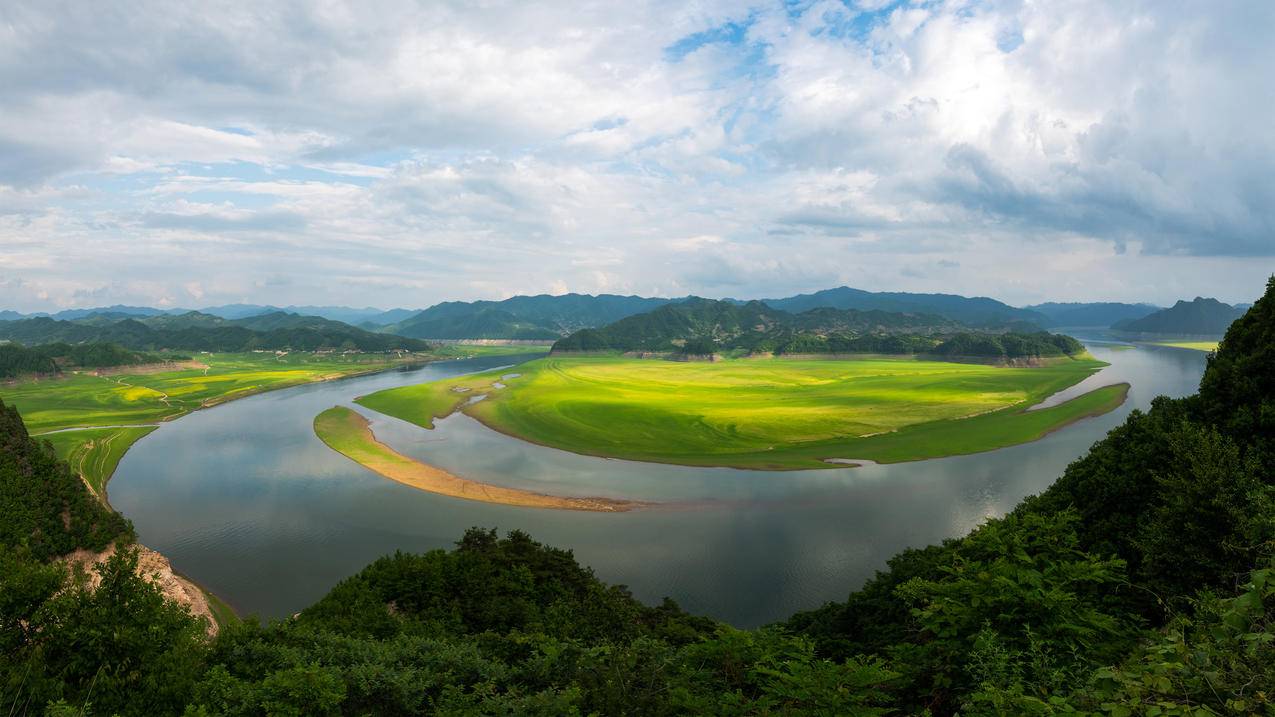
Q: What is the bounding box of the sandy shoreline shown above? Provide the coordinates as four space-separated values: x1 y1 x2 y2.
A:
314 406 647 512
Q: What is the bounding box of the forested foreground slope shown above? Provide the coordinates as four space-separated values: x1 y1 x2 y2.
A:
1 278 1274 715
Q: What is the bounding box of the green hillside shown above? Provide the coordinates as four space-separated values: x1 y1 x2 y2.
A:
0 311 432 353
385 293 674 338
552 297 1082 360
1113 296 1245 334
762 286 1048 326
0 279 1272 715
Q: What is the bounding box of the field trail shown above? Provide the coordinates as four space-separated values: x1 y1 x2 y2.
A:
314 406 648 512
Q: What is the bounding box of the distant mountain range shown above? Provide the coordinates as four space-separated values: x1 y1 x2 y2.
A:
377 293 675 339
1024 302 1161 328
0 304 414 326
2 287 1252 341
378 287 1048 339
1112 297 1245 335
550 297 1081 360
0 311 430 353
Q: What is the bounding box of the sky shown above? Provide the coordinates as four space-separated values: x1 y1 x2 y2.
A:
1 0 1272 312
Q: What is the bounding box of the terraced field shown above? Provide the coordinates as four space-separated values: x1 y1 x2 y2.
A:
356 355 1128 470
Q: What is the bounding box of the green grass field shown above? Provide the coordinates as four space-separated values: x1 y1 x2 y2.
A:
44 425 159 495
1149 341 1219 352
1 351 444 494
357 355 1128 470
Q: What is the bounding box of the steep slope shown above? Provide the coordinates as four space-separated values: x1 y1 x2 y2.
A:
1112 296 1245 334
787 277 1275 713
0 398 132 559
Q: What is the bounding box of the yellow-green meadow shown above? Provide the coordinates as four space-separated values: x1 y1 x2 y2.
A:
356 355 1128 470
1 351 459 495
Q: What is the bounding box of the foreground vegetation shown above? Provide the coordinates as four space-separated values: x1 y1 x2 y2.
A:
357 354 1122 469
0 351 445 495
0 278 1272 715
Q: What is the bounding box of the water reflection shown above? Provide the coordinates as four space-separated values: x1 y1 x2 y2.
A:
111 344 1206 627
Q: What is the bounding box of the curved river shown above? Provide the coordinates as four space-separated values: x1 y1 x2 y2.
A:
111 339 1207 627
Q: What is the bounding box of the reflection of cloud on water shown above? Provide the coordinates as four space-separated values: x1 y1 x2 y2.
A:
110 349 1210 628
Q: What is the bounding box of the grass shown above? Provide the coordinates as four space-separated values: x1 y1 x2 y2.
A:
200 585 240 628
1149 341 1219 352
1 351 441 492
314 406 641 511
44 426 159 496
357 355 1128 470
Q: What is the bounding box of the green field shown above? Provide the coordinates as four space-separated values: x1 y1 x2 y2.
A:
1149 340 1219 352
357 355 1128 470
315 405 638 510
43 425 159 495
0 351 448 494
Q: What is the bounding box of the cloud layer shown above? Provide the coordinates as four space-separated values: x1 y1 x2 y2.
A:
1 0 1271 311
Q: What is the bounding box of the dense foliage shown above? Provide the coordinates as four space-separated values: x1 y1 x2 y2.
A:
931 331 1085 361
786 277 1275 714
0 342 172 378
386 293 675 339
0 399 131 560
552 297 1082 362
761 286 1047 326
0 311 430 353
0 344 57 376
1 278 1273 715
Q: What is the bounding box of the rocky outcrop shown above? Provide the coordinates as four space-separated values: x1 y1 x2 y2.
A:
62 543 219 637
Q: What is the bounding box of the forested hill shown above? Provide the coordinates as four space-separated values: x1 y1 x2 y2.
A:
0 279 1273 714
551 297 1081 360
377 286 1052 340
382 292 675 339
0 311 432 352
785 276 1275 712
1112 296 1245 334
0 342 171 378
0 398 131 558
760 286 1048 326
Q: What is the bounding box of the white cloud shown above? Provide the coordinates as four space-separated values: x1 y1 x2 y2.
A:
0 0 1270 312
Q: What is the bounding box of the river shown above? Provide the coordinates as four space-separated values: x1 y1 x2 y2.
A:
110 339 1207 627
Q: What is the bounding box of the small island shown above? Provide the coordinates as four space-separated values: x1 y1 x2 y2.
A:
313 406 647 511
345 354 1128 472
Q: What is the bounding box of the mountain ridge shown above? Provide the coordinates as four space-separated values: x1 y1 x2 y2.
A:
1112 296 1244 335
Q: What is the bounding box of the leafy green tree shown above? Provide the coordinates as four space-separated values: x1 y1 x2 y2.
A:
889 511 1140 713
30 548 206 716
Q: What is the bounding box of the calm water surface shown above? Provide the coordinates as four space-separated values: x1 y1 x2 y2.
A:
111 341 1207 626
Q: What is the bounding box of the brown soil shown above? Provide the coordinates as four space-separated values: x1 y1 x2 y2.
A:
62 543 218 637
317 408 648 512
